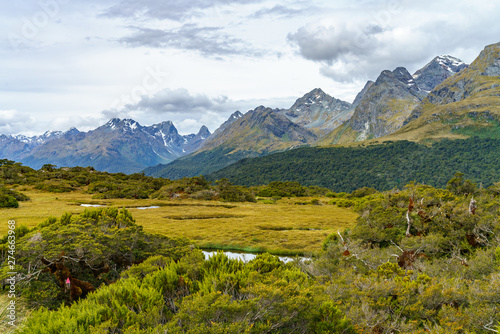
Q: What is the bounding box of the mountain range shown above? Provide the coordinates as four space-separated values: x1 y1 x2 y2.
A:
0 119 210 173
2 42 499 179
145 47 481 179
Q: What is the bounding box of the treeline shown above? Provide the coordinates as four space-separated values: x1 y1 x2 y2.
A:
0 160 258 204
207 137 500 192
3 174 500 332
0 160 332 207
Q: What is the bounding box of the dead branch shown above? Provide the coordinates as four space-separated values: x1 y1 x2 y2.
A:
406 211 412 237
469 197 477 215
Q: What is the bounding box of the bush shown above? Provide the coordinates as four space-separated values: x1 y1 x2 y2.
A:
189 190 218 200
257 181 307 197
35 180 75 193
0 194 18 208
216 179 256 202
348 187 378 198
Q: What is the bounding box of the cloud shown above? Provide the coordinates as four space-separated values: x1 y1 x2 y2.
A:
102 0 265 21
103 88 234 117
251 3 317 19
119 24 258 56
287 23 383 65
0 109 36 135
286 0 500 83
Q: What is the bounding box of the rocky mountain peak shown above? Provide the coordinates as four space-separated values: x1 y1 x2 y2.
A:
229 111 243 120
103 118 140 131
105 118 120 128
196 125 211 139
435 55 468 72
288 88 329 112
153 121 178 135
412 55 468 91
63 127 81 139
393 67 414 82
377 67 416 88
283 88 352 132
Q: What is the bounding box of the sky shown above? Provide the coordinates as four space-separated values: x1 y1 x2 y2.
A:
1 0 499 136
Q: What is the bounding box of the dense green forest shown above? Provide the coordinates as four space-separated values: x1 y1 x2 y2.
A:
144 147 265 180
208 137 500 192
2 174 500 332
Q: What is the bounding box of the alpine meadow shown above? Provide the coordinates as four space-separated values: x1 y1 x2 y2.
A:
2 1 500 333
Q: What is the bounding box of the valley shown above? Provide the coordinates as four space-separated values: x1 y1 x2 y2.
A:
1 40 500 333
0 187 357 255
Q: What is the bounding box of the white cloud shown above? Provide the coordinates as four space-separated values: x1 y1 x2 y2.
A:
0 109 36 135
288 0 500 81
0 0 499 137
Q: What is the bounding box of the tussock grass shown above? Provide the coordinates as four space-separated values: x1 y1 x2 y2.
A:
0 188 358 255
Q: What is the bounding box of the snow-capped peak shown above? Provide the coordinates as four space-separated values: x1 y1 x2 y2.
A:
436 55 467 73
123 119 138 130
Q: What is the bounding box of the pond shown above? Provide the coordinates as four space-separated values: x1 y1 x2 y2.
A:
79 204 161 209
202 250 306 263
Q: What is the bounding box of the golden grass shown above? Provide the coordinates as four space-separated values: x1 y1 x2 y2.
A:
0 188 358 255
0 294 31 333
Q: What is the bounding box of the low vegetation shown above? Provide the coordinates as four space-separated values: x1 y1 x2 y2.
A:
0 160 357 254
2 159 500 332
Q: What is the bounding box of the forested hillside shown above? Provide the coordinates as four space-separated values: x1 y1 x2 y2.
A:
208 137 500 192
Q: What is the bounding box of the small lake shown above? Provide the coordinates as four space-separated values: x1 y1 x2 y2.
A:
202 250 306 263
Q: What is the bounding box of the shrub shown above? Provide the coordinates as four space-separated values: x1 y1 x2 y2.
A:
0 194 18 208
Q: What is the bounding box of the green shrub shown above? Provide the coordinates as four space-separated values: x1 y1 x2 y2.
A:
0 194 18 208
35 180 75 193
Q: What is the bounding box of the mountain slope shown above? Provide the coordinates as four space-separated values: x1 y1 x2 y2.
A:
144 106 318 178
1 119 209 173
320 67 427 145
386 42 500 141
